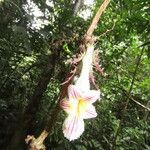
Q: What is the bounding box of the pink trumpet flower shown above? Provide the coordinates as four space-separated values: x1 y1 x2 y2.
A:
60 44 100 141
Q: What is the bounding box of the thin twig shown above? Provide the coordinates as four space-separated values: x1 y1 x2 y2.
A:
131 98 150 111
122 89 150 111
99 20 116 37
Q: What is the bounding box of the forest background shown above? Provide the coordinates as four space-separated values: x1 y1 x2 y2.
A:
0 0 149 150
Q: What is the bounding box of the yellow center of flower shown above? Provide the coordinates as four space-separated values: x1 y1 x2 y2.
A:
77 98 87 116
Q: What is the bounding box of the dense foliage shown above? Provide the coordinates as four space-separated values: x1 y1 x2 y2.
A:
0 0 149 150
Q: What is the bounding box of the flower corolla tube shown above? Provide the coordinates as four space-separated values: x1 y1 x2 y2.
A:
60 44 100 141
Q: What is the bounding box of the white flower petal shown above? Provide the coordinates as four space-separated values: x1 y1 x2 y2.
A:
83 90 100 103
60 99 70 114
68 85 82 99
63 115 84 141
83 104 97 119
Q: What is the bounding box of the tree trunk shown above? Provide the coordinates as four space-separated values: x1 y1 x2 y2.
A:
7 52 58 150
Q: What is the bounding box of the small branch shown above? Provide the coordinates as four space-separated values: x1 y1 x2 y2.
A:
86 0 110 36
131 98 150 111
99 20 116 37
122 89 150 111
